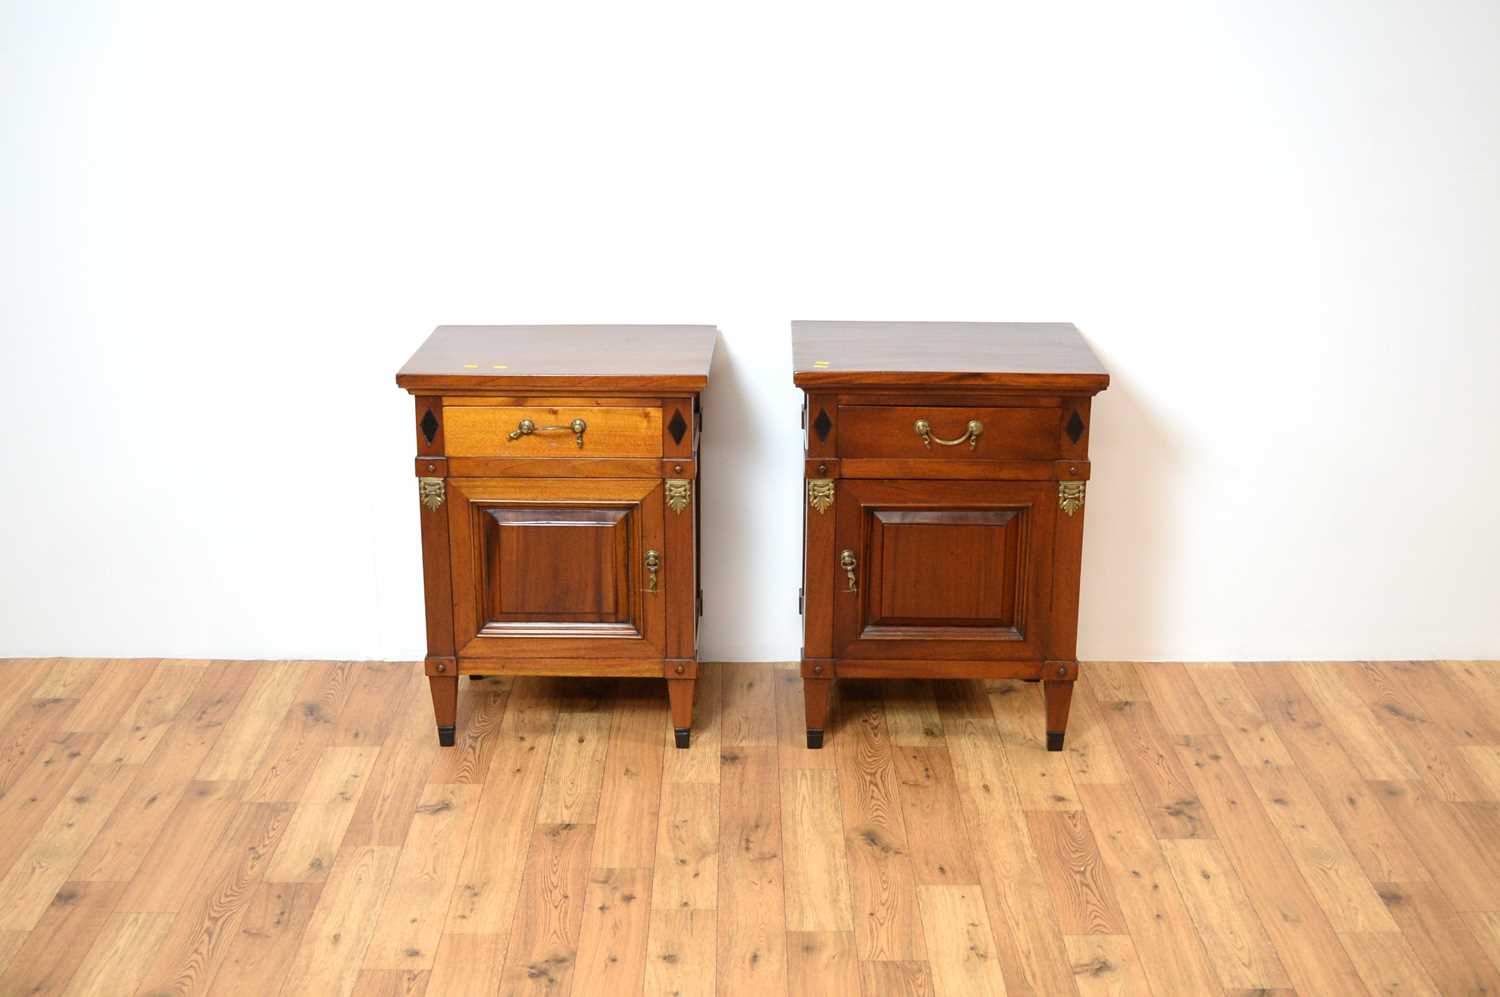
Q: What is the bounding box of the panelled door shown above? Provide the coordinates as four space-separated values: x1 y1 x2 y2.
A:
833 479 1056 662
448 478 666 660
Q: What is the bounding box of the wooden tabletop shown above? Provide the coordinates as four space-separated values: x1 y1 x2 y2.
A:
791 321 1108 392
397 325 718 393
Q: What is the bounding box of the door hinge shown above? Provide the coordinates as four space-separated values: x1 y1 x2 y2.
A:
798 587 804 616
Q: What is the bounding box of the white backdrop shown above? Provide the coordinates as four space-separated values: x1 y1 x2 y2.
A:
3 1 1498 662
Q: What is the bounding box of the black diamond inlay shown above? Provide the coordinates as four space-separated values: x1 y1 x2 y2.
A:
420 408 440 445
812 408 832 442
1066 410 1086 445
667 408 688 446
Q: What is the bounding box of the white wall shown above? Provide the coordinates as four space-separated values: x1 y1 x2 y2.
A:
3 1 1498 662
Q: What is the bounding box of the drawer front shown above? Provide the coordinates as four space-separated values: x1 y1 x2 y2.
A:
444 405 663 458
838 405 1057 461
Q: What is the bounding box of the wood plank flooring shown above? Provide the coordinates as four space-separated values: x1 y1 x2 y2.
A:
0 658 1497 995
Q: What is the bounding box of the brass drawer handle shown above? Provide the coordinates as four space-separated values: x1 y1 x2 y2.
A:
839 549 857 592
645 549 661 593
507 417 587 448
914 418 982 450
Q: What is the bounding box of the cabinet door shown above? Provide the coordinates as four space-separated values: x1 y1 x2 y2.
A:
448 478 666 660
834 479 1056 662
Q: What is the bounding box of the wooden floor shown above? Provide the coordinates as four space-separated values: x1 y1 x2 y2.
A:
0 662 1498 996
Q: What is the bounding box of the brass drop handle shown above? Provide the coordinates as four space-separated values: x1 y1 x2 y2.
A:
507 417 587 448
839 549 858 592
645 549 661 593
913 418 982 450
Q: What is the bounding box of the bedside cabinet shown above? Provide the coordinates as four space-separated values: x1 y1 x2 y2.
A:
397 325 716 748
792 321 1109 750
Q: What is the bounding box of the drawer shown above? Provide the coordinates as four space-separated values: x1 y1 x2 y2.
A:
444 404 663 457
838 405 1058 461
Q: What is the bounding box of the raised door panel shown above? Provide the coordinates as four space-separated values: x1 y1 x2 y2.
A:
481 507 632 626
869 509 1021 628
834 479 1055 662
449 478 666 659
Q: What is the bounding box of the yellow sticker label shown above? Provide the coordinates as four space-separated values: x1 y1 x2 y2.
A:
813 360 831 368
462 363 479 369
492 364 508 369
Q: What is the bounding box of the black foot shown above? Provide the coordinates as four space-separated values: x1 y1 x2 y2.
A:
1046 730 1065 752
437 725 456 747
807 729 824 750
674 728 691 749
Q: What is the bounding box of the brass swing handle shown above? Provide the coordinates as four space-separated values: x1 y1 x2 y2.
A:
507 417 587 448
645 549 661 593
914 418 982 450
839 549 858 592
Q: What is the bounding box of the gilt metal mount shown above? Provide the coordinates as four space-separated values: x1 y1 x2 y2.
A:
1058 480 1086 517
507 417 587 447
808 478 835 514
419 477 445 511
914 417 983 450
665 479 692 514
839 549 858 591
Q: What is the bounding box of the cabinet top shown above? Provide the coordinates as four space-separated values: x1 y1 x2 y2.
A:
397 325 718 393
791 321 1108 392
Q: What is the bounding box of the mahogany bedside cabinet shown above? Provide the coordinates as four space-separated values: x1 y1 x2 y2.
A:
397 325 716 748
792 321 1108 750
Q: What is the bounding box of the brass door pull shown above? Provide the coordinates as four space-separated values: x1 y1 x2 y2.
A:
913 418 982 450
507 417 588 447
645 549 661 593
839 549 858 592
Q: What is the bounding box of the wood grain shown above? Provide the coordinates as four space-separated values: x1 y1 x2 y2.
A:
0 657 1495 995
534 708 612 824
263 746 381 883
1065 934 1153 997
786 930 860 996
1027 809 1128 935
917 884 1007 997
282 844 402 997
717 744 787 995
362 784 481 970
573 868 651 997
1075 781 1222 997
1100 698 1213 838
1159 837 1292 990
652 780 718 911
780 768 855 932
494 821 594 995
442 404 663 458
834 689 926 960
645 908 715 996
397 324 716 393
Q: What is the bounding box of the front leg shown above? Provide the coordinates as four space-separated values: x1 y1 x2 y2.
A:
668 676 695 748
429 672 458 746
803 669 832 749
1042 674 1075 751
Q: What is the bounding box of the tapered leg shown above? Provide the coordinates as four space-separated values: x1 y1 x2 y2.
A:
1043 678 1074 751
429 674 458 746
668 677 695 748
804 677 832 749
